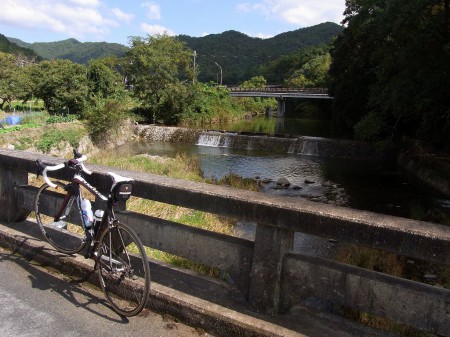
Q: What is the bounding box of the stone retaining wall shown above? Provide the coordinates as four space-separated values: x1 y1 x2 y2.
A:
135 125 388 161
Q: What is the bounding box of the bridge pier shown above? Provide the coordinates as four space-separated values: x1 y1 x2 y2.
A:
276 97 286 117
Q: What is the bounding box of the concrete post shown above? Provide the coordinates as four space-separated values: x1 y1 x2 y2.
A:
248 223 294 314
0 166 29 223
276 97 286 117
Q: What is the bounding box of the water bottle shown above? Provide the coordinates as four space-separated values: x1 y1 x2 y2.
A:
81 199 94 228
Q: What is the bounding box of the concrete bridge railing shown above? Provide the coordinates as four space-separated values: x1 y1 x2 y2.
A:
1 149 449 336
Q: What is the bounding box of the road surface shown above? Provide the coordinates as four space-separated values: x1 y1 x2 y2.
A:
0 246 213 337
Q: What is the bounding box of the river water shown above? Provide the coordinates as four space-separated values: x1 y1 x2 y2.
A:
112 118 450 256
114 129 449 226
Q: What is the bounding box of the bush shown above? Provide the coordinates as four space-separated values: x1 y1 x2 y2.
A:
83 94 130 143
37 127 86 153
46 114 78 124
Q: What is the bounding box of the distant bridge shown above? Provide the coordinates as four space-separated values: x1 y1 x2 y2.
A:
227 87 333 117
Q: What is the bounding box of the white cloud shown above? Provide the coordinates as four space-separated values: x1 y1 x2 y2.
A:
140 23 175 36
236 0 345 26
141 1 161 20
0 0 117 40
236 3 251 13
111 8 134 22
252 32 274 39
68 0 100 7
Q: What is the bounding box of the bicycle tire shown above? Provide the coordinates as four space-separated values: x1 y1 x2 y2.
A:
96 221 151 317
35 182 87 254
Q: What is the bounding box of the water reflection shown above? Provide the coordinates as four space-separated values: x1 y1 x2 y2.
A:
113 139 449 225
203 116 332 138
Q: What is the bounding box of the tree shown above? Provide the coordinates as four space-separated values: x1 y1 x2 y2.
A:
285 53 331 87
180 82 240 125
0 52 18 110
126 33 194 124
31 60 88 114
329 0 450 147
240 76 267 88
238 76 276 115
86 58 122 99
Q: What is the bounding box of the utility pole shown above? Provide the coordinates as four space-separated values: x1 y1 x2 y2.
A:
193 50 197 84
215 62 222 86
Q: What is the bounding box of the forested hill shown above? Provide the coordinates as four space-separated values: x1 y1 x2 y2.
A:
179 22 343 83
5 21 342 83
7 37 127 64
0 34 41 60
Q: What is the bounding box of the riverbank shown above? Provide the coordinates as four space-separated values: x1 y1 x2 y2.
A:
135 124 450 199
397 139 450 198
3 121 449 200
0 119 137 158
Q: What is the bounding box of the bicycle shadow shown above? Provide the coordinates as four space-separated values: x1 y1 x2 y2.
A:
0 242 129 324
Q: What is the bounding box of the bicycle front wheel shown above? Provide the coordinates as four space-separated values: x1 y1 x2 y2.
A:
35 182 87 254
96 222 151 317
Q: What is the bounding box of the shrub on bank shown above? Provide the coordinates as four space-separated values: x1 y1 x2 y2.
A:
83 94 130 144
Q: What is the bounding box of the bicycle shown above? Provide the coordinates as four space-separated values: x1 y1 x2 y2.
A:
34 149 151 317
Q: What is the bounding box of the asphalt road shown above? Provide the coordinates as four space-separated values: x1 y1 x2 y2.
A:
0 246 213 337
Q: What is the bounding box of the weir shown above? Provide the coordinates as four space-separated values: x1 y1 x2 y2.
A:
136 125 387 161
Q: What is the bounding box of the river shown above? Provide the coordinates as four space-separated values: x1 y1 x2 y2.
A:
113 124 449 227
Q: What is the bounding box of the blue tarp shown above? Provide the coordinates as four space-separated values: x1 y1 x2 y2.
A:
1 115 23 125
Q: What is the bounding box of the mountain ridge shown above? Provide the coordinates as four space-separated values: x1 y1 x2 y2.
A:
4 22 343 83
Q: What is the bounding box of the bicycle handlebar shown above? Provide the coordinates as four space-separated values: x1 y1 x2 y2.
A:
36 149 92 188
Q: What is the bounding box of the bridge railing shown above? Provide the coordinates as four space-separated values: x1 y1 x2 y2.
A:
0 149 449 336
227 87 329 95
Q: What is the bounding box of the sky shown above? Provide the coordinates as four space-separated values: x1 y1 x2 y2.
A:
0 0 346 46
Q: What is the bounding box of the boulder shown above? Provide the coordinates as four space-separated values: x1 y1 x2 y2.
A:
276 177 290 187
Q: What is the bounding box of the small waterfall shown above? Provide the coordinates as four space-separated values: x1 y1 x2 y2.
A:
287 140 298 154
197 134 232 147
299 137 319 156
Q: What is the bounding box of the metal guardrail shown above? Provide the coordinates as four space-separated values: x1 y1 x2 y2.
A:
228 87 328 94
227 87 332 99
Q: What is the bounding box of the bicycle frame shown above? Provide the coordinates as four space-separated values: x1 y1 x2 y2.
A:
35 150 149 317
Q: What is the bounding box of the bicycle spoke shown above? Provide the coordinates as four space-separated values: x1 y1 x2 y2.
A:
96 222 150 317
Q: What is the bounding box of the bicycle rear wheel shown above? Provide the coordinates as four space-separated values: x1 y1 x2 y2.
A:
35 181 87 254
96 221 151 317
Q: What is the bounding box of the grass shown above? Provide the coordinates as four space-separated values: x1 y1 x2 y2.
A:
94 153 205 182
0 111 86 152
91 152 251 276
36 125 87 153
335 243 450 336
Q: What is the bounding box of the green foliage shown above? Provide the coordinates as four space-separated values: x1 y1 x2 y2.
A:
37 127 85 153
9 37 127 64
83 91 131 143
259 45 332 84
179 82 242 125
233 76 276 115
212 173 261 191
126 33 195 124
46 114 78 124
0 52 18 109
178 22 343 84
31 60 88 114
0 125 25 134
285 53 331 87
240 76 267 88
353 112 386 141
86 58 122 99
0 34 40 60
329 0 450 147
14 135 34 150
